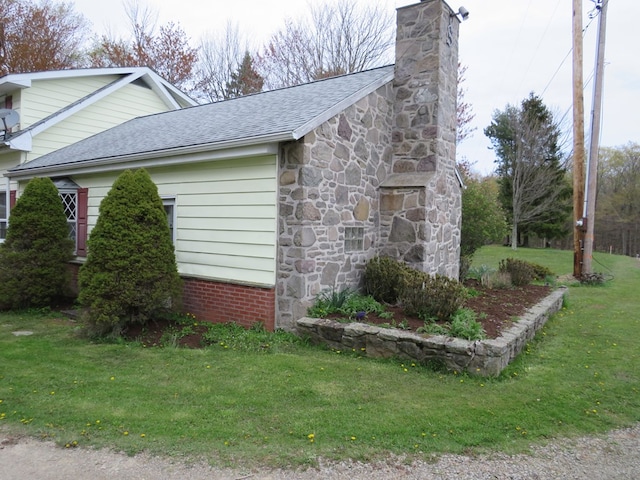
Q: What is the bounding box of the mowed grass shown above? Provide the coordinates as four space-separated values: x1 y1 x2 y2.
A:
1 246 639 468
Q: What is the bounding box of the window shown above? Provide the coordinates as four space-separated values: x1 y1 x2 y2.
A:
53 178 88 256
0 191 7 240
345 226 364 252
162 197 176 243
0 189 15 241
59 190 78 244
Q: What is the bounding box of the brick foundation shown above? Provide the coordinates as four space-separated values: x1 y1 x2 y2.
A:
182 277 276 331
68 264 276 331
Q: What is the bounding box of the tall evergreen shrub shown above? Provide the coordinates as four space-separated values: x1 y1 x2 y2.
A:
0 177 74 309
79 169 182 334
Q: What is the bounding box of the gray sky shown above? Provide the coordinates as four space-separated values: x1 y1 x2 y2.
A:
74 0 638 175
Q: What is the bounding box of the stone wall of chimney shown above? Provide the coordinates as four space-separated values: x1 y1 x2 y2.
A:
381 0 462 278
276 85 395 330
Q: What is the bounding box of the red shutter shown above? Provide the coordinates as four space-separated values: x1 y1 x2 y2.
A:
4 96 12 109
76 188 88 256
9 190 16 209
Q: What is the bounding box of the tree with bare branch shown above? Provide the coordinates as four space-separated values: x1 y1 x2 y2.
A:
485 93 571 249
87 1 197 89
0 0 89 75
193 21 252 102
256 0 394 90
457 63 476 144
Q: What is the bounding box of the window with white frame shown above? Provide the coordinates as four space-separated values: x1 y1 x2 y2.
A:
162 197 176 244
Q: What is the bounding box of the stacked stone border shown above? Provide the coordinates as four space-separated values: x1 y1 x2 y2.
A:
296 287 566 377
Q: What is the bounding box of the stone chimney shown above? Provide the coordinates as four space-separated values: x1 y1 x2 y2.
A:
379 0 462 278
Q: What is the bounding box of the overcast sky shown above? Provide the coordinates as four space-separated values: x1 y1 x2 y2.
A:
73 0 638 175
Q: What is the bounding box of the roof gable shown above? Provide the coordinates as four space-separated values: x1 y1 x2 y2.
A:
9 65 394 177
2 67 197 152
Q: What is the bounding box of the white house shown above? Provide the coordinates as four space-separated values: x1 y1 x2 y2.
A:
5 0 462 330
0 67 196 239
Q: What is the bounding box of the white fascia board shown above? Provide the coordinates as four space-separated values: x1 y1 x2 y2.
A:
143 71 198 108
6 139 284 181
291 71 393 140
6 132 32 152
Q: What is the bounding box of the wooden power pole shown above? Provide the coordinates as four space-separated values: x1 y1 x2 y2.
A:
583 0 608 274
572 0 586 278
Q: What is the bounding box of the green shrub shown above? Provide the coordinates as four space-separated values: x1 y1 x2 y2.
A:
78 169 182 336
528 262 555 281
0 178 74 309
363 256 406 304
449 308 486 340
307 288 385 319
307 287 354 318
338 294 385 317
400 271 468 322
499 258 535 286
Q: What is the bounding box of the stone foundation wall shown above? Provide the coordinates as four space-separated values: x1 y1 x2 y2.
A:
296 288 566 376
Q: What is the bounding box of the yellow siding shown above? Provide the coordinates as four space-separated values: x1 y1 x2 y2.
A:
28 82 172 160
20 76 118 129
72 154 278 286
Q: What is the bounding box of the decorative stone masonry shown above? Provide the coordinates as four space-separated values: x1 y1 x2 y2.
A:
382 0 462 278
296 287 566 377
276 86 394 330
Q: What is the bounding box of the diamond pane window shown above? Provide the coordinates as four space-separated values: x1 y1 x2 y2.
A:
59 191 77 241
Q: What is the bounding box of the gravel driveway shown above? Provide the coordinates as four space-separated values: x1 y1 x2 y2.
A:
1 423 639 479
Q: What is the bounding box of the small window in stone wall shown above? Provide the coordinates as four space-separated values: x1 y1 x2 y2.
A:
345 227 364 252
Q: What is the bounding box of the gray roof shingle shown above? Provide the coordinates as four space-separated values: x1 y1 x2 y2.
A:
10 65 394 175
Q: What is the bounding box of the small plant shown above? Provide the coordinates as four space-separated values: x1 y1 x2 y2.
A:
416 322 448 336
579 272 606 286
466 264 495 282
449 308 486 340
339 294 385 318
498 258 535 286
307 287 355 318
483 270 512 289
400 271 468 322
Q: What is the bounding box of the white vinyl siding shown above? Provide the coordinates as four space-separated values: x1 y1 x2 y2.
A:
73 154 278 287
28 82 171 160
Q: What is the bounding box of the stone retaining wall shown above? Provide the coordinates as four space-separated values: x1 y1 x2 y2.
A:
296 287 566 376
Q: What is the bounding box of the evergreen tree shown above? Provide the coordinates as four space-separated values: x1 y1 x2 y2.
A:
0 177 74 309
225 51 263 98
79 169 182 335
484 93 571 249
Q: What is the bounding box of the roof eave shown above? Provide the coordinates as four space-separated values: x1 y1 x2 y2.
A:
6 132 293 180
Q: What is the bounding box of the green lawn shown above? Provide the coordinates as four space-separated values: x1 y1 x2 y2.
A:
1 246 639 468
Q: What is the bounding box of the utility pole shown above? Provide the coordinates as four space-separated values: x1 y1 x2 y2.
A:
583 0 608 274
572 0 586 278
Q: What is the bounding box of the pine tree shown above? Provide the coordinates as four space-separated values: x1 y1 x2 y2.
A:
0 178 74 309
225 51 263 98
78 169 182 335
485 93 571 249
